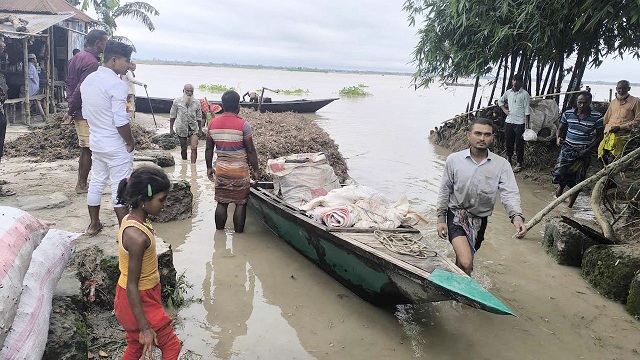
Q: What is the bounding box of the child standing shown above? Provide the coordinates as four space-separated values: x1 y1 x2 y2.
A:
114 166 181 359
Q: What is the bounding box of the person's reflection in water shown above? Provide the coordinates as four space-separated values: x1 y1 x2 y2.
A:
203 229 255 359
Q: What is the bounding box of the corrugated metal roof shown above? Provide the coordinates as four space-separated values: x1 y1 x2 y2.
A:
0 0 94 23
0 11 75 38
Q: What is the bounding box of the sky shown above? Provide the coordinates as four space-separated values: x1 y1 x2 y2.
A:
111 0 639 83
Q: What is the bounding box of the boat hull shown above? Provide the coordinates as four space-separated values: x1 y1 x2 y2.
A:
248 187 451 306
134 96 338 114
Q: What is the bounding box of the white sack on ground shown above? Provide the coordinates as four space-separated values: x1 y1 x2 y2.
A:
0 207 49 348
0 229 80 360
528 99 560 142
267 153 341 208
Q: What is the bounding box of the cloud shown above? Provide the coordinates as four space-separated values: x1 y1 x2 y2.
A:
109 0 639 80
113 0 418 72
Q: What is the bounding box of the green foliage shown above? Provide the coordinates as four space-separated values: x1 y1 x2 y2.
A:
403 0 640 89
357 83 369 88
339 86 372 97
273 88 310 95
198 84 234 93
162 271 198 308
70 0 159 47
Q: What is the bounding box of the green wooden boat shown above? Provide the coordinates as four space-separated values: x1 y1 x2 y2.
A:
248 184 516 316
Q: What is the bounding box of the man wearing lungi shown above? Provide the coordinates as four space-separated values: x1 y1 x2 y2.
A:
553 92 604 207
205 90 260 233
436 118 527 275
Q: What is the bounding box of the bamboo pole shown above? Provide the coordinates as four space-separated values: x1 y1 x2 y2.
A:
45 27 51 116
23 38 30 126
524 145 640 232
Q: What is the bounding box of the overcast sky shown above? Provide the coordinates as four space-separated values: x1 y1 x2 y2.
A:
113 0 639 82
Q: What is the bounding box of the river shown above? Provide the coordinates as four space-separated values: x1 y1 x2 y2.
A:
135 64 640 360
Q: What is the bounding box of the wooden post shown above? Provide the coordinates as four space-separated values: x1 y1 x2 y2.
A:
45 30 51 116
258 87 265 112
23 38 30 126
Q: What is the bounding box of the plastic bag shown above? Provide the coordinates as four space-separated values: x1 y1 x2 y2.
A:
522 129 538 142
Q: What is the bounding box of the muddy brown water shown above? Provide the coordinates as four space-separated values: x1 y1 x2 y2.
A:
139 65 639 359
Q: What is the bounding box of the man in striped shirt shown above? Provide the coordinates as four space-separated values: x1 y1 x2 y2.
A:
552 91 604 207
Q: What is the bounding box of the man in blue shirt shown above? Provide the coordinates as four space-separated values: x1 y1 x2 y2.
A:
552 91 604 207
498 74 531 173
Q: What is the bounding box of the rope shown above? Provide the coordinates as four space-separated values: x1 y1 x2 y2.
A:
373 230 437 259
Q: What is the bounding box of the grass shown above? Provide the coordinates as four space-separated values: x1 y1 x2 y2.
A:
339 85 372 97
198 84 234 93
162 271 200 308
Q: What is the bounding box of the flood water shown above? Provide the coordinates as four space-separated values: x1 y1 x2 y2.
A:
137 64 640 359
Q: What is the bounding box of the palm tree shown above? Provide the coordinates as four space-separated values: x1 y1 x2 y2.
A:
69 0 160 48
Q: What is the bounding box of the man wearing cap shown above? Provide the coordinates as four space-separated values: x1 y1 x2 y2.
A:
170 84 202 163
498 74 531 173
27 54 39 96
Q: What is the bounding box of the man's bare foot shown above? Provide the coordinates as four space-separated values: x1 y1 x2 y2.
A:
76 184 89 194
555 186 563 198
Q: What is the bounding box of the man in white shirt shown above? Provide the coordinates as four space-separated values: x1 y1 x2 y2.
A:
27 53 39 96
120 62 146 122
80 40 135 235
498 74 531 173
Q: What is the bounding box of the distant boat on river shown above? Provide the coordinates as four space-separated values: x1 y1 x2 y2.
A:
444 82 475 87
135 96 339 114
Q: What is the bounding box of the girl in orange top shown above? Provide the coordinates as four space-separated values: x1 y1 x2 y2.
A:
114 166 181 359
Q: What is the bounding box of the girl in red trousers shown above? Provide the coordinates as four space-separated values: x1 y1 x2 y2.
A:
114 166 181 359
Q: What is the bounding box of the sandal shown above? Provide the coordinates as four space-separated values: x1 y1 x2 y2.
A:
85 222 104 236
0 188 16 197
513 164 523 173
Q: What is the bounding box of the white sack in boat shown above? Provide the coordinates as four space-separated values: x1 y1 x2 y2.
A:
266 153 341 208
301 185 427 228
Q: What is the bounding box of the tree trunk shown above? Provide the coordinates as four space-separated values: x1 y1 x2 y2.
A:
508 51 518 89
469 75 480 113
554 54 565 104
541 62 555 96
535 63 542 96
488 57 503 105
501 54 510 95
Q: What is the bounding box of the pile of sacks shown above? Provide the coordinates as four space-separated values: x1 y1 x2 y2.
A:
300 185 427 228
0 207 80 359
266 152 426 229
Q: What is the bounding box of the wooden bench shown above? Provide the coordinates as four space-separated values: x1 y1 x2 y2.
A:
4 94 45 125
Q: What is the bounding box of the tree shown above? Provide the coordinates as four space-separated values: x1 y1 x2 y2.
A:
404 0 640 111
68 0 159 47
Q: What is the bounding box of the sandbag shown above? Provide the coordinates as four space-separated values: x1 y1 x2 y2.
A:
528 99 560 142
267 153 340 207
0 207 49 348
0 229 80 360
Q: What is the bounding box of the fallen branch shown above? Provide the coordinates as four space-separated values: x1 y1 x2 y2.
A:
590 175 616 242
525 145 640 232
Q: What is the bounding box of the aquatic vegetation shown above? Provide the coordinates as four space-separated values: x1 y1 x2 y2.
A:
198 84 234 93
339 85 372 97
358 83 369 88
273 88 310 95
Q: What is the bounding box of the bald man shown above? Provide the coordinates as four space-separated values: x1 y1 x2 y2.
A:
170 84 202 163
598 80 640 164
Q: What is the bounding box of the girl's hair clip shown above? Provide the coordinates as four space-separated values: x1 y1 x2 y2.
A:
147 184 152 197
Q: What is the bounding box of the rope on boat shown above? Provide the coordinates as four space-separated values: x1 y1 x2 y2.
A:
373 230 437 259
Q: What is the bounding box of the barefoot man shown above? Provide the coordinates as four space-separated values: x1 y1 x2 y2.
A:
169 84 202 163
436 118 527 275
552 91 604 207
81 40 135 235
64 29 109 193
